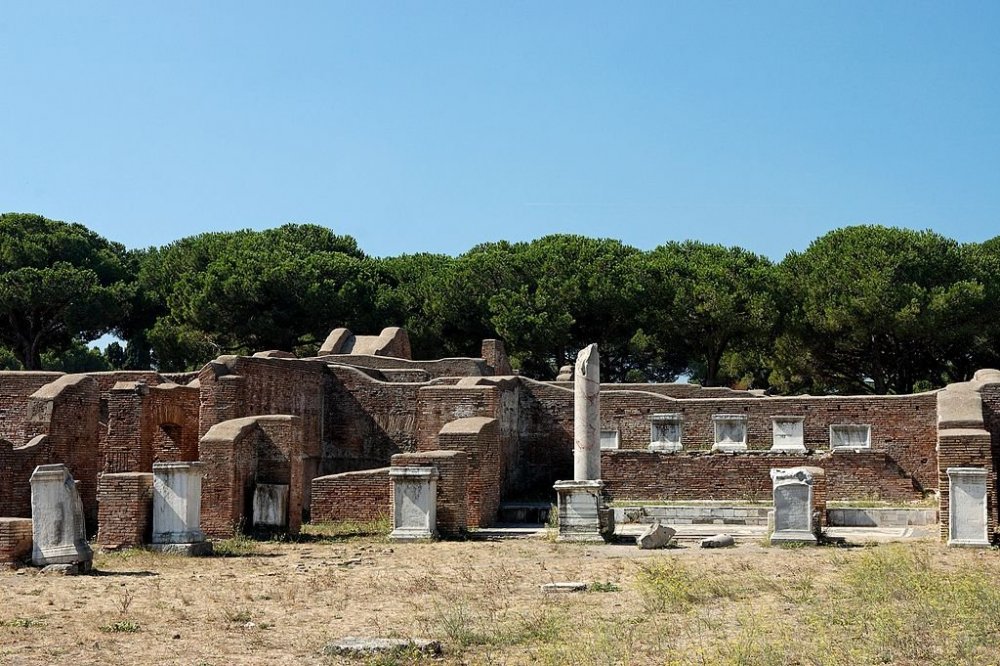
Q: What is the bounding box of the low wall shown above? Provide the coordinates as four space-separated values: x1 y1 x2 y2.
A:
0 517 33 568
96 472 154 549
310 468 390 523
602 450 920 502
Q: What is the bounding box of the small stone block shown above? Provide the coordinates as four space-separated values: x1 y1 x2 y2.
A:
636 521 676 550
149 542 214 557
323 637 442 657
700 534 736 549
541 582 589 593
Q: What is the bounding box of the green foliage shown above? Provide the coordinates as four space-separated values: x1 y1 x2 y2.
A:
99 620 140 633
776 226 988 393
638 241 778 387
140 224 374 369
2 211 1000 394
0 213 131 369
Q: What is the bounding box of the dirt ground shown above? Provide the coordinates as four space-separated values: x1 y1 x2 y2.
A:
2 526 999 666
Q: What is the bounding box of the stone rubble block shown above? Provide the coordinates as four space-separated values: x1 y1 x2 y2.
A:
323 637 442 657
700 534 736 548
636 521 676 549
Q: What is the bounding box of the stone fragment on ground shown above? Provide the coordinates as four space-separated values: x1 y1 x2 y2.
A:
700 534 736 549
323 637 442 656
541 582 588 593
636 521 675 549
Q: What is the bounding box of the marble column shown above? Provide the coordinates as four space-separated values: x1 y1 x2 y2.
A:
574 343 601 481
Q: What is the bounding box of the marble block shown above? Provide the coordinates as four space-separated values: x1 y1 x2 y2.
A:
30 464 93 571
151 462 211 556
947 467 989 547
712 414 748 452
554 479 607 542
771 416 806 452
770 466 823 544
649 413 683 453
390 466 438 541
253 483 289 528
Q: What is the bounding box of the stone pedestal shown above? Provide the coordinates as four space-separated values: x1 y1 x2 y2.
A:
389 467 438 541
947 467 989 547
769 466 825 545
151 462 212 556
30 464 93 571
554 480 608 542
253 483 290 529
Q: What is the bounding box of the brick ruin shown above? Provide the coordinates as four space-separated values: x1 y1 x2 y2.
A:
2 326 1000 555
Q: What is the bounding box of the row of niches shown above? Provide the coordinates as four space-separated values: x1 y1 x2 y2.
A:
599 414 873 453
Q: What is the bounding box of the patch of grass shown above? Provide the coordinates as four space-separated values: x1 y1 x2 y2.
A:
801 543 1000 664
212 531 258 557
100 619 141 633
634 559 700 612
223 608 253 624
588 581 620 593
303 516 391 542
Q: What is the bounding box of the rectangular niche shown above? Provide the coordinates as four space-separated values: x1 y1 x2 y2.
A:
600 429 620 450
712 414 748 452
649 413 683 452
829 424 871 451
771 416 806 452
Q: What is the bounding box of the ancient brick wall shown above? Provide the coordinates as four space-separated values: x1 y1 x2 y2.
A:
34 375 103 529
391 450 468 535
551 382 757 399
324 366 423 473
319 355 490 378
200 417 258 538
602 450 920 502
434 419 497 527
310 468 390 523
96 473 153 548
514 380 575 492
0 372 63 444
0 436 52 519
199 415 304 538
0 375 102 528
0 518 33 568
104 382 200 474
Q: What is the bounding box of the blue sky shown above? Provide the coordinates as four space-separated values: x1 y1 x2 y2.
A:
1 2 997 260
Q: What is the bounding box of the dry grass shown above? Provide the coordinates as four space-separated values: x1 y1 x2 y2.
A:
2 526 1000 665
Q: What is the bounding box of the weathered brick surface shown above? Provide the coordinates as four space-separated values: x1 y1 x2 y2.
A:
324 366 422 473
0 372 63 444
310 468 390 523
104 382 200 474
0 517 33 568
0 374 102 529
603 450 918 502
433 419 496 527
391 450 468 535
96 473 153 548
200 415 304 538
320 355 490 378
515 379 937 499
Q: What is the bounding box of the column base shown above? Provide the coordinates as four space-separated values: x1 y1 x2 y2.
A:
553 480 613 543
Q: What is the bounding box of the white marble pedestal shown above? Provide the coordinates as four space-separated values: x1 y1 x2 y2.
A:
389 467 439 542
553 480 611 543
151 462 212 556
